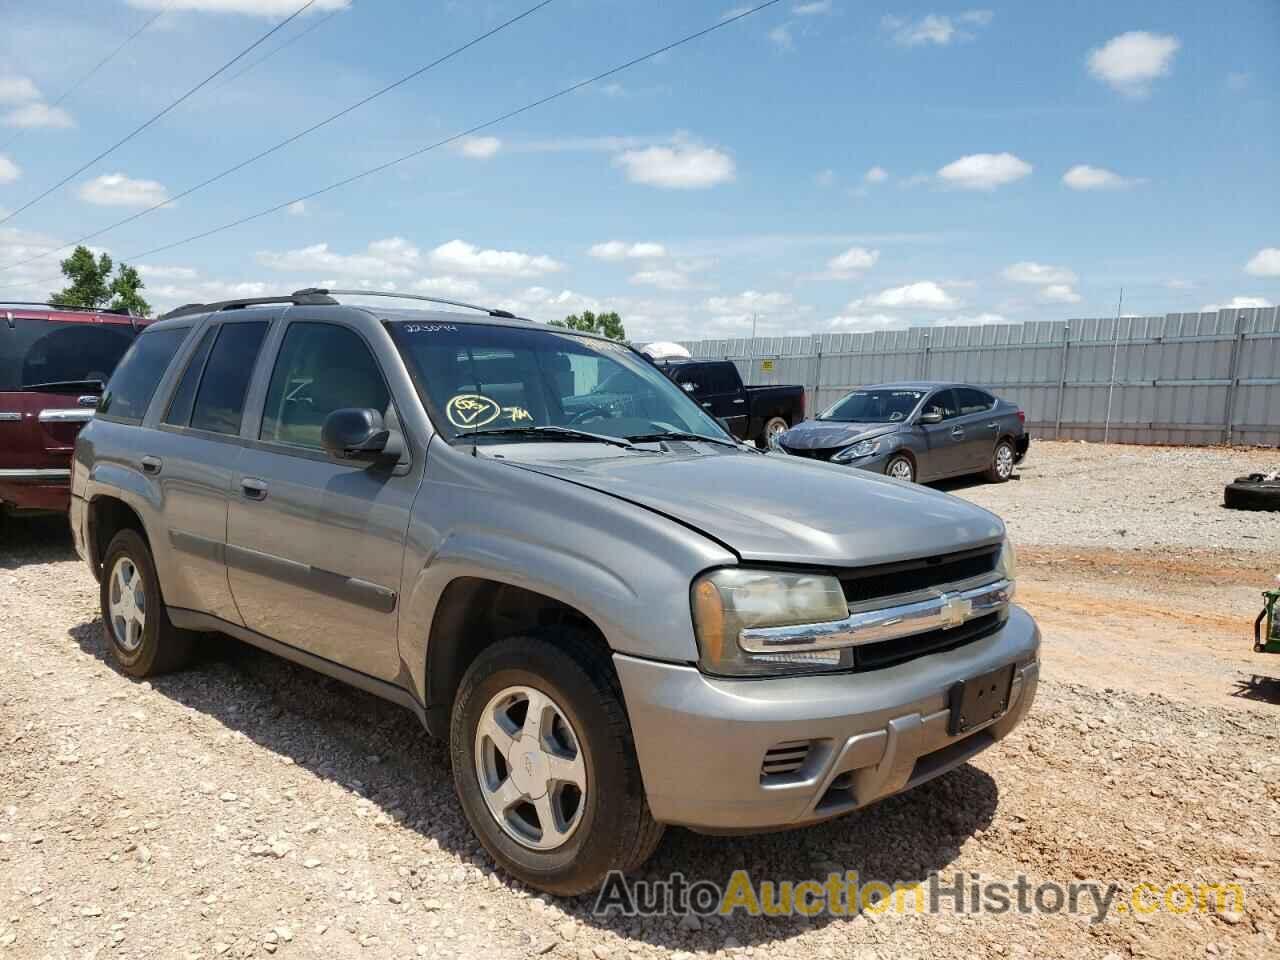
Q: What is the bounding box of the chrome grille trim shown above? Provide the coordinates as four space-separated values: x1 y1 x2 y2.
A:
738 578 1014 653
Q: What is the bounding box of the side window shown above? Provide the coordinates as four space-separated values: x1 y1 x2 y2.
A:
190 322 269 436
673 367 700 394
923 389 959 420
956 387 995 416
162 327 216 427
97 327 189 423
259 323 390 450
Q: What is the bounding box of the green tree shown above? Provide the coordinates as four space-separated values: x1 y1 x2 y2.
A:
551 309 625 341
50 245 151 316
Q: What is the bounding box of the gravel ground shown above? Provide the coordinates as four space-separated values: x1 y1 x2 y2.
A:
2 441 1279 960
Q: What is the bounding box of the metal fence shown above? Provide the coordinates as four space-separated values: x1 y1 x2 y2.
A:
678 307 1280 447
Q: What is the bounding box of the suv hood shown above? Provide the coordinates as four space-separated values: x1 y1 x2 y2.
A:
780 419 899 450
505 447 1003 566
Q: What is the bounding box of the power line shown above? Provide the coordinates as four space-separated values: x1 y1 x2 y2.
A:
211 6 344 92
0 0 321 229
0 0 557 276
1 2 172 153
3 0 783 295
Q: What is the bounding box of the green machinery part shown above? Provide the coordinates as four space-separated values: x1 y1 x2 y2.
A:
1256 588 1280 654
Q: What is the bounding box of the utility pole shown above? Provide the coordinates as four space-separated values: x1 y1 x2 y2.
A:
1103 288 1124 445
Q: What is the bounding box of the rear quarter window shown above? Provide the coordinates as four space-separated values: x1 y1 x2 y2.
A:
97 327 190 424
0 317 136 391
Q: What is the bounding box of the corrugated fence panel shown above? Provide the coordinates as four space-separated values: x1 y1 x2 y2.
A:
676 306 1280 446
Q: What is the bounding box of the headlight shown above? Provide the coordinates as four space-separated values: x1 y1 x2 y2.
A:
996 538 1017 586
831 438 881 463
691 569 849 676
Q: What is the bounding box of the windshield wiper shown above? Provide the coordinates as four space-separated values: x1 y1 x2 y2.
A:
624 431 740 449
462 426 635 449
19 379 104 394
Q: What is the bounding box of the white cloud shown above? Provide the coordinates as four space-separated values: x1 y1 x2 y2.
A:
630 269 691 292
864 165 889 184
1244 248 1280 277
793 1 832 14
256 237 422 277
137 265 199 281
769 25 795 51
1062 164 1141 190
1040 283 1082 304
1087 31 1180 98
456 136 501 160
588 241 667 261
429 239 562 277
882 11 992 47
935 311 1009 327
937 152 1031 190
412 276 486 299
126 0 348 14
1002 261 1077 285
705 290 793 315
1200 296 1273 312
828 313 902 330
3 103 74 129
287 200 306 216
79 173 171 208
0 153 20 184
853 281 957 310
0 75 40 104
614 145 735 189
827 246 880 276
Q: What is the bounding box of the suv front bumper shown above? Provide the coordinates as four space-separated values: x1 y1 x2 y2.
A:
616 604 1039 831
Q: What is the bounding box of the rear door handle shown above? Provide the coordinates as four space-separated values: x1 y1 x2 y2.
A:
241 477 268 501
140 456 163 475
733 398 745 404
951 427 965 438
987 421 999 430
701 402 712 408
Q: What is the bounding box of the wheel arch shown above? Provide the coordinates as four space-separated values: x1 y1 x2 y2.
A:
87 495 150 578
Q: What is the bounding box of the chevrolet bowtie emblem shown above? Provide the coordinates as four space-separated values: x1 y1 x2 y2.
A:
939 594 973 629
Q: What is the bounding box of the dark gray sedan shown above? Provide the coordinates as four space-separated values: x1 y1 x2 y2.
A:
777 381 1029 484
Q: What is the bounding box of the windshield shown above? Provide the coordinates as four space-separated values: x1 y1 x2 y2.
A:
820 389 923 423
0 317 136 392
387 322 730 444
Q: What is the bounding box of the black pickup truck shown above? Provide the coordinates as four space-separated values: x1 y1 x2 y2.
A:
655 359 805 448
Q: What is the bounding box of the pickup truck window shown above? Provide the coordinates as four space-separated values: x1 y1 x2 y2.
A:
820 389 923 423
388 322 724 443
190 321 268 436
162 326 216 427
2 317 136 392
97 327 188 424
260 322 391 450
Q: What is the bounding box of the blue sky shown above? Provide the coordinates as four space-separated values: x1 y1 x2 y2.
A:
0 0 1277 341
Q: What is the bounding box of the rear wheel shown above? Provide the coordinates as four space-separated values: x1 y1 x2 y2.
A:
760 416 789 450
450 628 663 895
100 529 195 677
885 454 915 483
985 440 1016 483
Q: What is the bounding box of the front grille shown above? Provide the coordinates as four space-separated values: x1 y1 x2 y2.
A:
854 612 1002 671
838 546 999 604
780 444 839 461
760 740 814 781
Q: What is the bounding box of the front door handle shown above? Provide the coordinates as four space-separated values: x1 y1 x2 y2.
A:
140 456 163 475
241 477 268 501
701 402 712 408
950 427 965 438
733 398 745 404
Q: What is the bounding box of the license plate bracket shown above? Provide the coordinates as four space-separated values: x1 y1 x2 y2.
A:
948 663 1015 736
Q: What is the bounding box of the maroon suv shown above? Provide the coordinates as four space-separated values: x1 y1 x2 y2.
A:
1 303 147 516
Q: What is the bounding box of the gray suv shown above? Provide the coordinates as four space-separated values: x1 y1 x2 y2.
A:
71 289 1040 895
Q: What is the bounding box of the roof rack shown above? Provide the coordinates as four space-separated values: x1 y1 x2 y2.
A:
295 288 525 320
156 289 340 321
1 300 137 331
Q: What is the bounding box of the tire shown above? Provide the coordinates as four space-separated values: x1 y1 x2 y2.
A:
885 454 915 483
450 628 664 896
99 529 195 678
985 439 1017 483
758 416 790 450
1223 481 1280 512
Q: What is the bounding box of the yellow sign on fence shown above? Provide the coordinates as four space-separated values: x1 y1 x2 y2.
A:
760 359 775 373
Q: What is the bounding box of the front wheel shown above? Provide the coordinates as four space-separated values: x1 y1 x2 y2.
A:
985 440 1016 483
885 454 915 483
450 629 663 895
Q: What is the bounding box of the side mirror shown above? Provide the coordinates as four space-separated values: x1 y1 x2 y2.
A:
322 408 395 461
918 410 943 425
715 416 733 435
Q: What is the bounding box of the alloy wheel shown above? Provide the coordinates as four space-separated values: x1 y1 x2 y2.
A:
108 556 147 652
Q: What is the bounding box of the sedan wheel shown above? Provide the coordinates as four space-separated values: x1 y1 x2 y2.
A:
986 440 1016 483
887 455 915 483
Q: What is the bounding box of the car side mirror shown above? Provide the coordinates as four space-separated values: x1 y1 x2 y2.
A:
715 416 733 435
322 408 396 461
918 410 943 424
